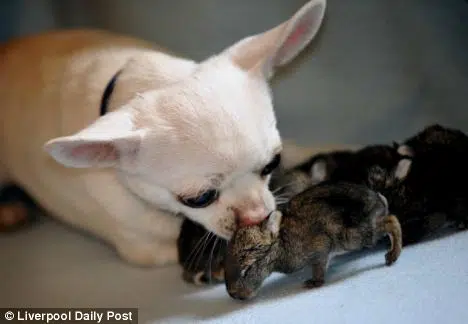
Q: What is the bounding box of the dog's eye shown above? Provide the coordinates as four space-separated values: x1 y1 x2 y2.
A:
261 154 281 176
178 189 219 208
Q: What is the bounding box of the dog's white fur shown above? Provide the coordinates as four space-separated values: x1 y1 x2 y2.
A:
0 0 346 266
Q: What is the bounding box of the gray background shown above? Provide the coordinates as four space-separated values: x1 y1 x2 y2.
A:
1 0 468 145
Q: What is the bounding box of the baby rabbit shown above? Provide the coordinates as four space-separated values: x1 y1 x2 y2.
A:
294 143 461 245
390 124 468 235
283 123 468 245
225 181 402 300
399 123 468 155
177 218 227 285
272 144 410 197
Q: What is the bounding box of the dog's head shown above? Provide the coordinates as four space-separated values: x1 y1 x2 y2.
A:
43 0 327 239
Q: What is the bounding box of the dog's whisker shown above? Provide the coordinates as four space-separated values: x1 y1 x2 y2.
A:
187 234 209 272
208 237 219 284
274 194 291 201
184 231 209 267
272 185 286 194
193 232 215 273
273 180 295 191
186 231 211 271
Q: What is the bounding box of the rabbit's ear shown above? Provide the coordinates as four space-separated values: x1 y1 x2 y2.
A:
395 159 412 180
397 144 414 157
264 211 283 236
310 159 327 184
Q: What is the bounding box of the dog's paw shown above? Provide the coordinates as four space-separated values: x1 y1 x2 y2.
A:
0 185 39 233
0 203 34 233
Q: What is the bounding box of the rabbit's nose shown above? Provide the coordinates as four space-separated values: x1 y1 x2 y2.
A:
227 286 255 301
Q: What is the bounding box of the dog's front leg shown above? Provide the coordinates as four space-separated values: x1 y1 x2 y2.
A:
80 171 184 267
116 206 184 267
115 227 179 267
111 207 183 267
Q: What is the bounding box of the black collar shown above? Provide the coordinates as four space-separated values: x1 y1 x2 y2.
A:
100 70 122 116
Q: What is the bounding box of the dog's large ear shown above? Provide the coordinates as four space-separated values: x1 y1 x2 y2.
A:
43 109 144 168
223 0 326 79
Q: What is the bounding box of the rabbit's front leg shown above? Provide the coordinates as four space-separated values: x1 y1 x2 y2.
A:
303 235 332 289
304 254 329 289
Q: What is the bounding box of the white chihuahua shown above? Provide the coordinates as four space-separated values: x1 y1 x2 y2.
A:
0 0 334 266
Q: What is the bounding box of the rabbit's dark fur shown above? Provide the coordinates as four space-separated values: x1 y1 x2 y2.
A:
280 124 468 245
225 182 402 300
